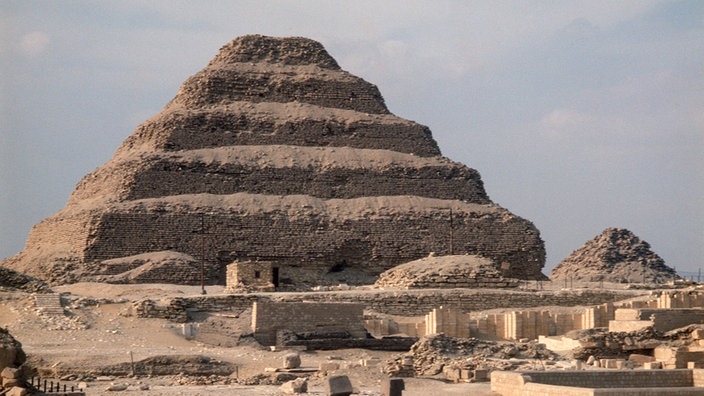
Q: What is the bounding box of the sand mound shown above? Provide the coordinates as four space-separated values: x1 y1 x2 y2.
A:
375 255 520 289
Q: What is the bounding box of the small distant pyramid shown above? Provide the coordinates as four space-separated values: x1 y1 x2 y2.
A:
550 228 678 284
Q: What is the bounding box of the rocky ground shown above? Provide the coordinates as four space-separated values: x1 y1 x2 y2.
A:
6 282 694 395
1 283 500 395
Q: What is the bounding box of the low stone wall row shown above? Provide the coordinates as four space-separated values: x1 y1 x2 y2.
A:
133 288 644 323
491 369 704 396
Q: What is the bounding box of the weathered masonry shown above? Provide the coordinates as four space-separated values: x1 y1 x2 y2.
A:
251 301 367 346
3 35 545 286
491 369 704 396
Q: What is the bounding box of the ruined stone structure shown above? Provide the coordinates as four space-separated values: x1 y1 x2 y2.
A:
609 308 704 333
225 260 277 292
3 35 545 286
366 303 616 341
551 228 677 284
251 301 367 346
491 369 704 396
366 290 704 341
375 254 520 289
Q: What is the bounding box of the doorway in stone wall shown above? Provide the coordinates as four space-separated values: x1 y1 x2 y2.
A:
272 267 279 289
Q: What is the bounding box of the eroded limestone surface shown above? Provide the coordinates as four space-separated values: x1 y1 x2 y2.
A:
3 35 545 286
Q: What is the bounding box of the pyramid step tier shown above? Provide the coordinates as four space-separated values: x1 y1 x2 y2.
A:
20 193 545 285
70 145 488 204
119 103 439 156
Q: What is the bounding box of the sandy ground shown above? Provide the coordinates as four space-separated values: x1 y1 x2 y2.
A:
1 283 496 395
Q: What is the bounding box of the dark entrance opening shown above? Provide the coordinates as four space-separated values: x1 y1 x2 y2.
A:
272 267 279 289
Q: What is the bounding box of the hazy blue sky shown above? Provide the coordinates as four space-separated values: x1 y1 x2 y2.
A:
1 1 702 274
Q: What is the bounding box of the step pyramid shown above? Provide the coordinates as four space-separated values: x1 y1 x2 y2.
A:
3 35 545 287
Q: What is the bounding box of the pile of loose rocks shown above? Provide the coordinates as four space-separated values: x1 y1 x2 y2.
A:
0 328 28 395
0 266 49 293
569 326 680 361
383 334 559 377
550 227 679 284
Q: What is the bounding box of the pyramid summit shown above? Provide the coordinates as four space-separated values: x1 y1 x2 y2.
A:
3 35 545 287
550 227 678 284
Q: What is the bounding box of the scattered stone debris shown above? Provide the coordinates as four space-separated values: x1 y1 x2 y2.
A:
568 327 673 360
383 334 559 378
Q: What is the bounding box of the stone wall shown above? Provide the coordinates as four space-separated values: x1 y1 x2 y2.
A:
491 369 704 396
425 307 471 338
225 260 275 292
251 301 367 346
658 291 704 309
122 111 441 157
366 302 615 340
121 155 488 202
133 288 640 322
174 67 390 114
610 308 704 333
63 200 543 285
654 346 704 369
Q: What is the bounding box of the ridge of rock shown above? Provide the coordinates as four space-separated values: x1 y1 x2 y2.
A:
3 35 546 286
550 227 678 284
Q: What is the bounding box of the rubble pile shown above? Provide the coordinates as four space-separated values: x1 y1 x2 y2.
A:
551 228 679 284
375 255 521 289
568 324 704 362
95 355 236 377
0 328 28 395
569 327 670 360
383 334 558 377
0 266 50 293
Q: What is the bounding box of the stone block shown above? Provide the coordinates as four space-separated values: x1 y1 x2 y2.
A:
326 375 353 396
629 353 655 363
381 377 405 396
1 368 19 379
280 378 307 394
442 366 461 382
692 328 704 340
473 369 489 381
319 362 340 372
283 353 301 369
105 384 129 391
688 361 704 369
2 378 20 388
644 361 663 369
5 387 27 396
